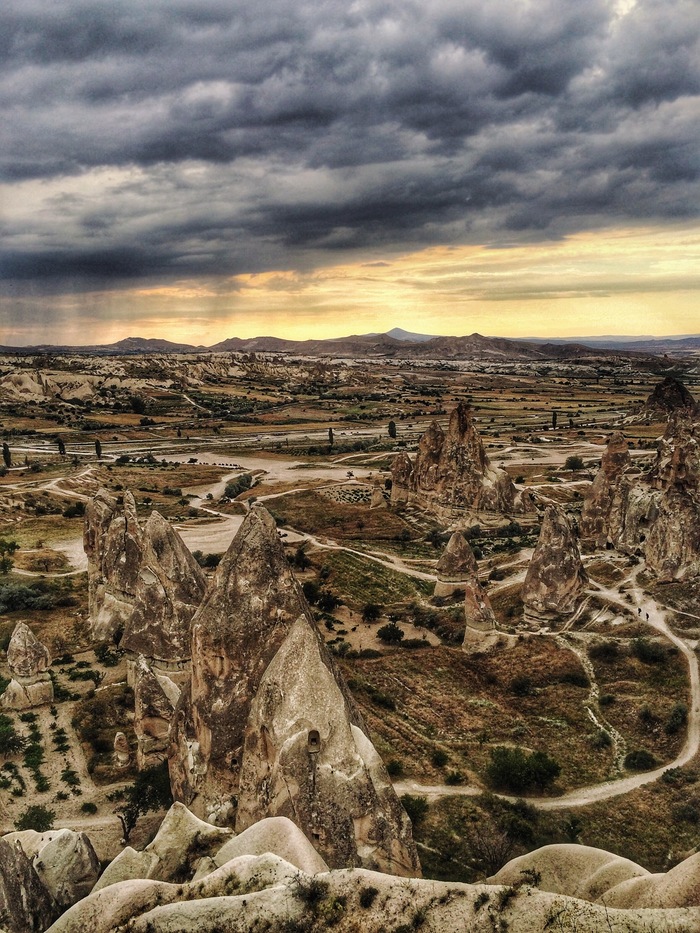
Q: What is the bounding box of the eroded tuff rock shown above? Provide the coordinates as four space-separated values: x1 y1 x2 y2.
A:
582 417 700 581
169 504 419 875
0 622 53 709
0 838 58 933
47 838 700 933
631 376 698 423
491 843 700 910
521 507 588 622
391 402 534 518
389 452 413 504
462 576 499 652
84 490 144 642
122 511 206 683
580 432 632 548
133 656 181 770
113 732 131 769
434 531 478 597
93 802 233 892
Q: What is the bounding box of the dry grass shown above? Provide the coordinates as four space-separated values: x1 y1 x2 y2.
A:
341 639 615 791
268 489 416 542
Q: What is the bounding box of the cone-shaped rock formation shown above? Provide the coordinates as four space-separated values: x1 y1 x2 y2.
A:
84 490 144 642
434 531 478 596
522 507 588 622
133 656 181 770
582 416 700 581
462 576 499 652
631 376 697 423
169 504 419 876
580 432 632 548
391 402 534 517
122 511 206 682
1 623 53 709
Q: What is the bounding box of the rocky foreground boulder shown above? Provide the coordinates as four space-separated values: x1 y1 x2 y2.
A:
37 806 700 933
0 828 99 932
521 507 588 624
0 622 53 709
582 416 700 581
169 504 419 876
391 402 534 518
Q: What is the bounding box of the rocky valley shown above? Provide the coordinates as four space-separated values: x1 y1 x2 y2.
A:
1 346 700 931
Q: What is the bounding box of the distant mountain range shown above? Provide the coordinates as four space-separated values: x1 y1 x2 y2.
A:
1 331 699 360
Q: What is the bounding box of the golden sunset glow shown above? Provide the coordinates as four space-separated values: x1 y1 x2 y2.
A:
4 224 694 347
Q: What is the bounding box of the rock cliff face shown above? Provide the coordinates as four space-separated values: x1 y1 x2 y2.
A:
434 531 478 597
122 512 206 682
391 402 534 517
521 507 588 622
84 490 144 643
0 623 53 709
169 504 419 876
582 417 700 581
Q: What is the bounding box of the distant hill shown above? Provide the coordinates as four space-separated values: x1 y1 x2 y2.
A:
384 327 437 342
4 330 697 361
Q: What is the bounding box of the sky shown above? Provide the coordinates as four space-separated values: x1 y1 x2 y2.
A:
1 0 699 346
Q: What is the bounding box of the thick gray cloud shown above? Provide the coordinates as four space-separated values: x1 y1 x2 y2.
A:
0 0 698 288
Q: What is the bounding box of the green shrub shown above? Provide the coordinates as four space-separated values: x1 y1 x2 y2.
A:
224 473 253 499
377 622 404 644
431 749 449 768
589 640 619 661
16 805 55 832
625 749 657 771
445 770 466 785
386 759 404 778
400 794 429 827
631 638 666 664
666 703 688 735
486 747 561 793
359 886 379 908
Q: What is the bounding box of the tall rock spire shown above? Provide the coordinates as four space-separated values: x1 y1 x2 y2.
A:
169 504 420 876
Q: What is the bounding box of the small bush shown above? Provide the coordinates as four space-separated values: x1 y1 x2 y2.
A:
387 759 404 778
400 794 429 827
510 675 533 697
16 805 55 832
625 749 657 771
666 704 688 735
359 886 379 908
377 622 404 644
631 638 666 664
81 802 98 814
589 640 619 661
559 670 589 688
431 748 449 768
445 770 466 786
591 730 612 749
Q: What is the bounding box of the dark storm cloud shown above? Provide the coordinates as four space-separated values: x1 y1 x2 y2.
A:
1 0 698 286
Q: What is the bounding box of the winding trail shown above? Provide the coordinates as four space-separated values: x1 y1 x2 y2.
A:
397 568 700 810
